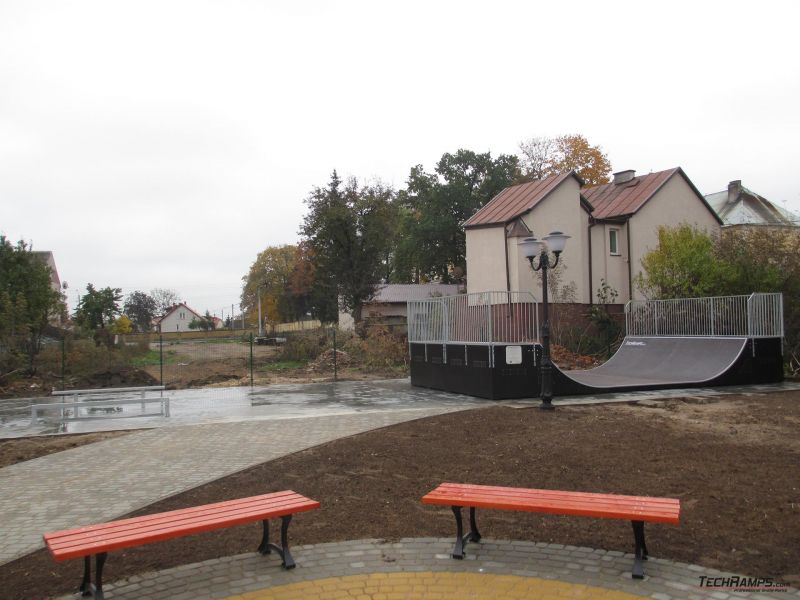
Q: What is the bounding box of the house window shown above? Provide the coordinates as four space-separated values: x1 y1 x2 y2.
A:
609 228 620 256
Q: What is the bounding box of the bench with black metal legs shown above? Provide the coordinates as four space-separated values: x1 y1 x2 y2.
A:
43 491 320 600
422 482 680 579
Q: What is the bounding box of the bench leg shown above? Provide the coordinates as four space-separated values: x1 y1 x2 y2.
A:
450 506 481 559
80 556 91 596
258 515 296 569
80 553 107 599
631 520 648 579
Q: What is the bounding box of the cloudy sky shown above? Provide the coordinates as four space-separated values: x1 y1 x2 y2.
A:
2 0 798 318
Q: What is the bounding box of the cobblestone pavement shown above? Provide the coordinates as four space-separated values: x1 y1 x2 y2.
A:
0 407 466 565
59 538 798 600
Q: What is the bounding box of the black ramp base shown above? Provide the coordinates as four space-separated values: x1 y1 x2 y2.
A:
553 336 781 396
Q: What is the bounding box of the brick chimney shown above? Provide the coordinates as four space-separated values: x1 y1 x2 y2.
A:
728 180 742 204
613 170 636 184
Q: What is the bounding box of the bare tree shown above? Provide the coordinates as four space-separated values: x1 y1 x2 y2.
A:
150 288 181 316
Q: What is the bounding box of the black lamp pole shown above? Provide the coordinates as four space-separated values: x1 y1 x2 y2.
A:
527 249 561 410
519 232 569 411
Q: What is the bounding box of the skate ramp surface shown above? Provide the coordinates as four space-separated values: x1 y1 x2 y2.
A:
559 336 749 390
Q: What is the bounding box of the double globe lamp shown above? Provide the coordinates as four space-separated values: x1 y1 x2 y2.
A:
518 231 570 410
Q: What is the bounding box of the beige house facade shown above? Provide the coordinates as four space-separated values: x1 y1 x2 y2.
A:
465 168 722 305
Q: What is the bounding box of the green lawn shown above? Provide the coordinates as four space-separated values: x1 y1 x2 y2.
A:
259 360 307 372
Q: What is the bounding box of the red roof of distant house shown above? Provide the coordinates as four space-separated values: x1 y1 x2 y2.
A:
464 172 583 228
582 167 721 223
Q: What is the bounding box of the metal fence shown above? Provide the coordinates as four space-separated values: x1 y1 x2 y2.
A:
625 293 783 338
407 291 539 344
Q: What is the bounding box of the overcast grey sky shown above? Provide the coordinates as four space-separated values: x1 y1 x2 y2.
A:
2 0 799 317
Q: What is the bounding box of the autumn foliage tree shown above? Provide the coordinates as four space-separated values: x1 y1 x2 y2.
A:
241 244 309 326
519 134 612 186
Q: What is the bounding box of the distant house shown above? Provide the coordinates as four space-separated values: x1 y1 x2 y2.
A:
705 180 799 229
464 167 722 305
157 303 204 332
338 283 464 331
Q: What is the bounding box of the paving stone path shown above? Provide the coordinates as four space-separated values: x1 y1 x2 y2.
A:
62 538 798 600
0 407 465 565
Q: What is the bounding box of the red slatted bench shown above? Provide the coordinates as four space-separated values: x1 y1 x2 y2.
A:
422 482 680 579
44 490 320 600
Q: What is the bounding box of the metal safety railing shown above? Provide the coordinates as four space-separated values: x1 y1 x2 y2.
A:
407 291 539 344
625 293 783 338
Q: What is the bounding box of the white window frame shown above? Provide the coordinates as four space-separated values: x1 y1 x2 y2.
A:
609 228 620 256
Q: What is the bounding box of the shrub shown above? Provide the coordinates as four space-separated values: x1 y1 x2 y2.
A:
279 330 328 361
344 325 407 369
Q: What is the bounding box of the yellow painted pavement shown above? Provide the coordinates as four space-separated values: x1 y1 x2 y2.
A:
227 572 644 599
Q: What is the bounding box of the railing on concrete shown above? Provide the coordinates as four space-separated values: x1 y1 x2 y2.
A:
625 293 783 338
407 291 539 344
32 385 169 425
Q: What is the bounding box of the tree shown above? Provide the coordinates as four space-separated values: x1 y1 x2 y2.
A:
74 284 123 331
714 227 800 364
519 134 612 186
241 245 306 325
635 224 727 299
0 236 65 375
300 171 396 323
123 291 157 332
150 288 181 316
397 149 520 282
188 311 215 331
110 315 133 334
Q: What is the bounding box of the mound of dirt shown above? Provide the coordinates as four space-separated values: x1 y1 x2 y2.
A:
306 349 352 373
72 368 160 389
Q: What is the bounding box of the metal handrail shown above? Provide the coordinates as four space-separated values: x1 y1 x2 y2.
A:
625 293 783 338
407 291 539 344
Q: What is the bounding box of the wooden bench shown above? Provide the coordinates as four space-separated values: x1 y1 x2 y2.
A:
422 482 680 579
44 491 320 599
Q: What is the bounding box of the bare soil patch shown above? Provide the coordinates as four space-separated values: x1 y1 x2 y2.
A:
0 431 132 469
1 392 798 599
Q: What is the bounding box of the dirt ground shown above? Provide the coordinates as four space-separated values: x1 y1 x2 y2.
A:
1 390 798 599
140 340 404 389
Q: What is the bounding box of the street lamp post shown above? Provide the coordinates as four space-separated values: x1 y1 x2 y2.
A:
519 231 570 410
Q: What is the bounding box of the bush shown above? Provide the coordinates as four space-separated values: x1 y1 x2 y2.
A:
279 330 328 361
344 325 407 369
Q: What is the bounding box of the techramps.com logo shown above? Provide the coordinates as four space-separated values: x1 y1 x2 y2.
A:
698 575 789 593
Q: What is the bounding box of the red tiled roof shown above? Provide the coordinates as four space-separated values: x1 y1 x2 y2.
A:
463 172 579 228
582 168 679 219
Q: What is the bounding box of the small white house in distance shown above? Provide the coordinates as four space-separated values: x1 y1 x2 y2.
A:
157 302 204 333
339 283 464 331
705 180 800 228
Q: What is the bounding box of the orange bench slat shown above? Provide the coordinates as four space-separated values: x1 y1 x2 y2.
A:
45 493 309 545
46 499 317 559
422 483 679 524
44 491 320 561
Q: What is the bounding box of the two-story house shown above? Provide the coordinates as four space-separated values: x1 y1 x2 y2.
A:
464 167 722 306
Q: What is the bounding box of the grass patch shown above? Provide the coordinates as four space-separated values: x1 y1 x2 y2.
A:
260 360 307 372
130 350 179 367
